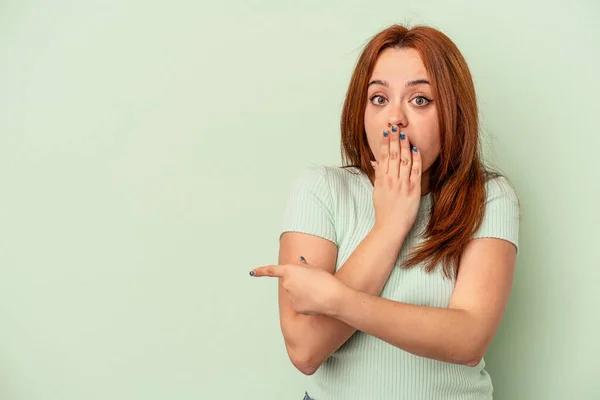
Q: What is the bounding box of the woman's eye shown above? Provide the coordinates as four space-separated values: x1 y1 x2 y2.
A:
411 96 432 106
369 95 387 105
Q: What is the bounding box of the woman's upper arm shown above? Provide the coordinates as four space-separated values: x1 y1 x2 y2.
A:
448 176 521 355
449 238 516 352
278 232 338 274
277 232 338 316
276 164 338 316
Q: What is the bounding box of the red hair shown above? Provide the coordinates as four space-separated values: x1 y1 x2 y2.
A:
340 24 498 279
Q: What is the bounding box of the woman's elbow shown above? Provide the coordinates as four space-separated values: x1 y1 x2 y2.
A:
463 355 483 367
287 345 322 375
458 341 487 367
293 360 319 376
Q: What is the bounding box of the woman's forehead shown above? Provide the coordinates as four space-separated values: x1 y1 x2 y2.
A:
370 48 429 84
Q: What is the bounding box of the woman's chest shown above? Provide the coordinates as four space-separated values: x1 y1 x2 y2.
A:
334 208 455 308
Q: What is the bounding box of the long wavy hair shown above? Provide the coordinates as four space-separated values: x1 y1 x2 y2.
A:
340 24 500 279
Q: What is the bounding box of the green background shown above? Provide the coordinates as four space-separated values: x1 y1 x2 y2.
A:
1 1 598 399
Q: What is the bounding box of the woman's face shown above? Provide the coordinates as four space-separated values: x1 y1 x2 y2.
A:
364 47 441 190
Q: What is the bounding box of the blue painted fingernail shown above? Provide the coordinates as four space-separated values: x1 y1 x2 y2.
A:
383 130 388 137
400 133 405 140
299 256 305 262
413 146 418 152
249 270 255 276
391 126 397 132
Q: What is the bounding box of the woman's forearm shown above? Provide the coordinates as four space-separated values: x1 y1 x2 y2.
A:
335 224 406 294
330 288 484 366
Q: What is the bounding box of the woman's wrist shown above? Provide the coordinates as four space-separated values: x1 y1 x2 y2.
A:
326 283 357 319
371 223 409 245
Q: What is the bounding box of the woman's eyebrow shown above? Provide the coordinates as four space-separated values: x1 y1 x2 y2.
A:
405 79 430 87
367 78 430 88
368 79 388 87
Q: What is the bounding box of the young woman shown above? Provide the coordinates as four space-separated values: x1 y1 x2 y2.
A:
251 24 520 400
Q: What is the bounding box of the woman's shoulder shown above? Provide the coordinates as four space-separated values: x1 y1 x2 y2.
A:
472 172 521 250
292 163 370 195
483 173 520 206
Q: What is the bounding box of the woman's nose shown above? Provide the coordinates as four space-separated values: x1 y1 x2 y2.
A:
387 104 408 128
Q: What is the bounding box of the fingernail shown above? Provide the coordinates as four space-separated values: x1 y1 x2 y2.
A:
299 256 305 262
413 146 418 152
249 270 255 276
400 133 406 140
391 126 398 132
383 130 388 137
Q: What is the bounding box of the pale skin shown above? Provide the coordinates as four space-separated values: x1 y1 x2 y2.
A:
251 47 516 375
